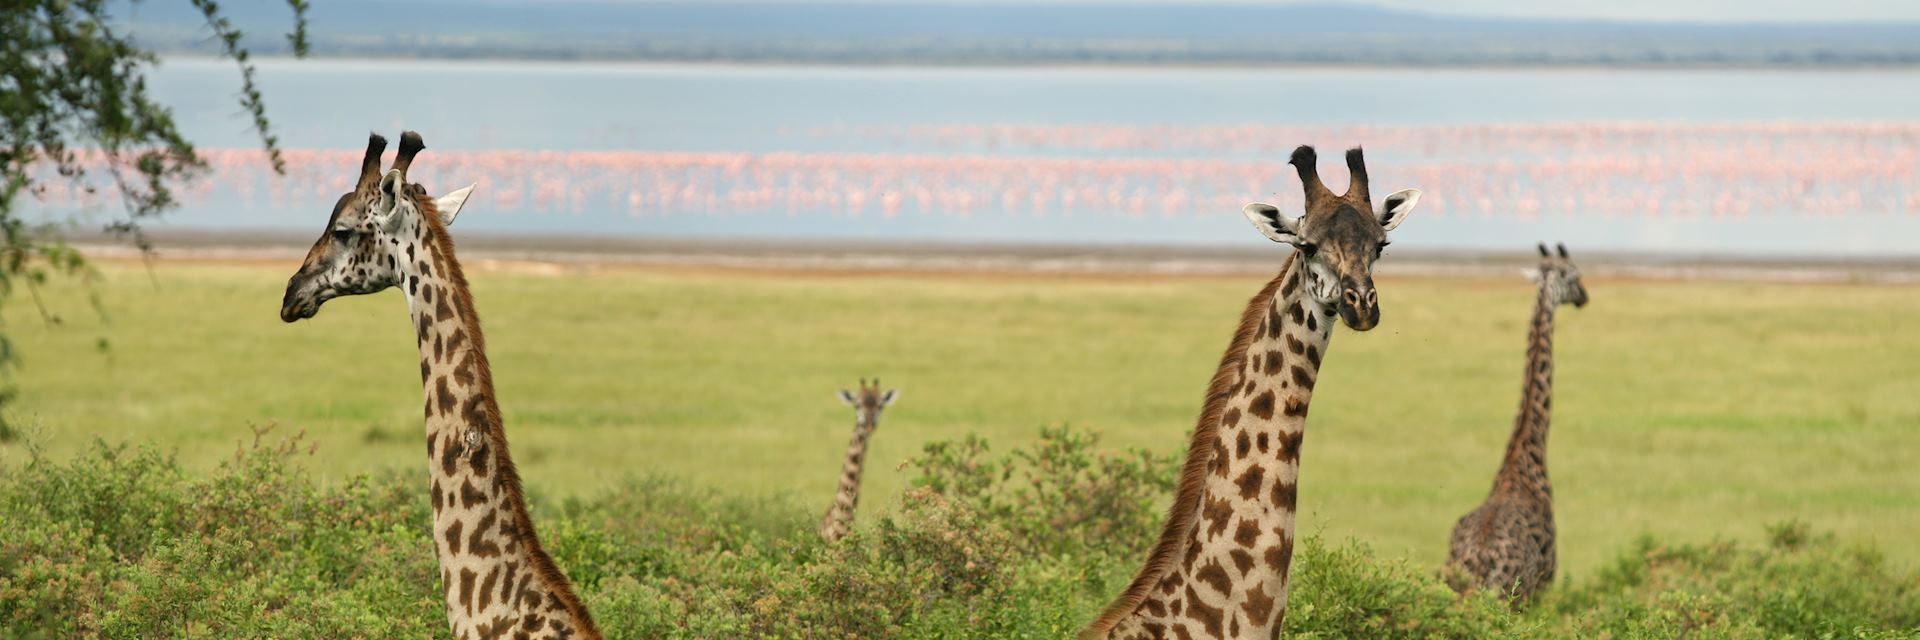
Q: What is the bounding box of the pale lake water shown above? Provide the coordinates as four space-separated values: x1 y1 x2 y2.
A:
32 58 1920 256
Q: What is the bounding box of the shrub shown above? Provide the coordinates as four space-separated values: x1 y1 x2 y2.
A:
0 428 441 638
908 425 1177 559
1539 521 1920 639
3 427 1917 639
1287 535 1523 639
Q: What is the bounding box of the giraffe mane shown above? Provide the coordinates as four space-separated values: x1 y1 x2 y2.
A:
1080 253 1296 639
415 190 604 637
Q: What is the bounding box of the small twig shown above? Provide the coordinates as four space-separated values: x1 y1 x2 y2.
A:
20 276 57 328
190 0 294 175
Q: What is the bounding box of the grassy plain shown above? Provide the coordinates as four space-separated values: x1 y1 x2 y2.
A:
4 259 1917 579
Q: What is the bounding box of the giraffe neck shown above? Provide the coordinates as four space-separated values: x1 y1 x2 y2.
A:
818 415 877 543
1494 284 1556 498
401 213 602 640
1085 255 1331 640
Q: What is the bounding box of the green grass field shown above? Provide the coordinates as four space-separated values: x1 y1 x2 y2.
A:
5 259 1917 581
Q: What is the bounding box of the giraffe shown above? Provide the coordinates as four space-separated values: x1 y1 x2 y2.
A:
1445 242 1588 603
818 379 899 544
1082 146 1423 640
279 132 602 640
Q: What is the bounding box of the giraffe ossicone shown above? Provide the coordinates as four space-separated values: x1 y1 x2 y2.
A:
279 131 603 640
820 378 899 544
1445 242 1589 603
1083 145 1422 640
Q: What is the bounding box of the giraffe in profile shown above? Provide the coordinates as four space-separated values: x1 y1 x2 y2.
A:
1082 145 1423 640
279 132 601 639
818 379 899 544
1446 243 1589 603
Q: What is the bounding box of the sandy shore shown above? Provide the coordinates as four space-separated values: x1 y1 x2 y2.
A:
69 230 1920 285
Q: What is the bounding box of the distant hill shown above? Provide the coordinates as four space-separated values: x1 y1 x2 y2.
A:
122 1 1920 66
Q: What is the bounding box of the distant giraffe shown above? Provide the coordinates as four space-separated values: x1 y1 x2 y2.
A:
279 132 602 640
1082 146 1424 640
818 379 899 543
1445 242 1589 603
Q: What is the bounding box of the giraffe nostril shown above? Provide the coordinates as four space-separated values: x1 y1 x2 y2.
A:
1365 290 1377 306
1344 290 1361 306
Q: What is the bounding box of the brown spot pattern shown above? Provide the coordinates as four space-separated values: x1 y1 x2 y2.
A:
1229 549 1255 575
459 567 478 612
1270 480 1297 511
461 479 488 508
1195 560 1232 595
1184 586 1225 639
1247 391 1276 420
1233 520 1260 547
1290 366 1315 390
469 511 502 558
1235 467 1265 500
1275 431 1304 463
1241 587 1276 630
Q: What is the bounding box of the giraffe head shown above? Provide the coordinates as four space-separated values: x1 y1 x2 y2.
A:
1530 242 1589 308
280 132 477 322
836 378 899 431
1243 145 1422 332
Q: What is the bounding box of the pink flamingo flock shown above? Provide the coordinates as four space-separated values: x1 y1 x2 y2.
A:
29 122 1920 221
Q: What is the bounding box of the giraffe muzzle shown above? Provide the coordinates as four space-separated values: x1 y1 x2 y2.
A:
280 297 317 323
1338 287 1380 331
280 274 322 322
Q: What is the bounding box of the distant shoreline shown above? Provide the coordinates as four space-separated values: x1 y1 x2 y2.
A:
126 1 1920 72
69 230 1920 285
158 54 1920 74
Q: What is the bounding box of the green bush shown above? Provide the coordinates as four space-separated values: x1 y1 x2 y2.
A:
2 427 1916 639
0 429 440 638
1538 521 1920 639
1286 535 1523 639
908 425 1177 559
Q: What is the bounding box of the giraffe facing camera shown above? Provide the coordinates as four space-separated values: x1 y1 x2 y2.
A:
819 378 900 544
1240 146 1421 333
1083 145 1423 640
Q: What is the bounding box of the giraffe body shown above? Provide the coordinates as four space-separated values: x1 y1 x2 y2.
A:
1446 494 1556 601
413 234 598 639
1446 244 1588 603
281 132 601 640
819 380 898 543
1098 257 1327 640
1085 146 1423 640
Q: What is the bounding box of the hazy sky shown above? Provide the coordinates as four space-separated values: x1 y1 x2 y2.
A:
1303 0 1920 22
676 0 1920 23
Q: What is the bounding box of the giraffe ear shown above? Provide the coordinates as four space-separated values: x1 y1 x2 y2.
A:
1376 188 1420 232
837 390 857 407
435 184 477 226
374 169 410 230
1243 203 1305 246
879 389 899 407
376 169 405 215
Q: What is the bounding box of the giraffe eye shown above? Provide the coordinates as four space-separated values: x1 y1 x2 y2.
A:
1298 243 1318 258
331 228 354 241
